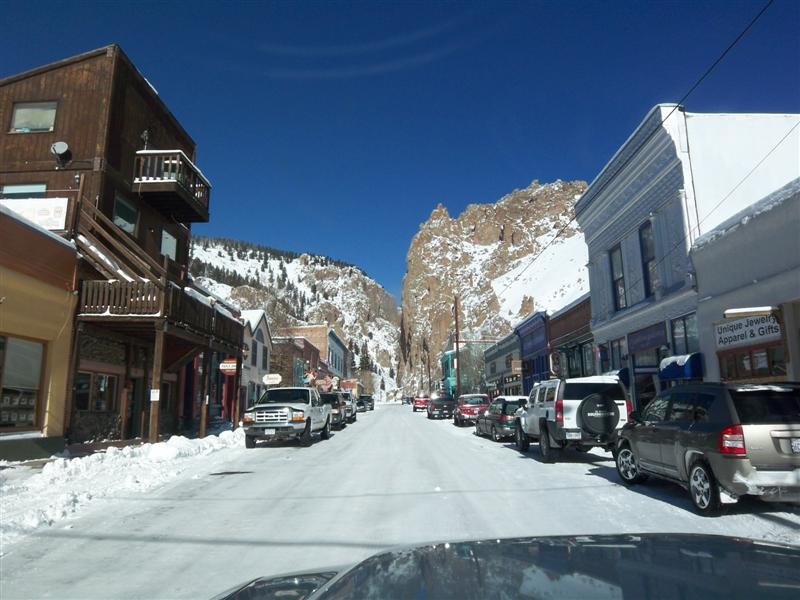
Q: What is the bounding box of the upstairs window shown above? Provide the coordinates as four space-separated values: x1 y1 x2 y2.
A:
251 341 259 367
609 245 627 310
671 313 699 355
160 230 177 261
639 221 658 298
10 101 57 133
113 193 138 235
1 183 46 199
262 346 269 370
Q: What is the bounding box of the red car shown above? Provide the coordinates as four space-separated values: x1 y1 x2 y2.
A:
412 394 430 412
453 393 490 426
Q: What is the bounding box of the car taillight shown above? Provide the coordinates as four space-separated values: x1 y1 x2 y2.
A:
625 398 633 422
555 398 563 423
332 409 340 414
501 414 513 422
719 424 746 455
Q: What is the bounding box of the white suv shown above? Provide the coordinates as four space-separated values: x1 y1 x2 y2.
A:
514 376 630 462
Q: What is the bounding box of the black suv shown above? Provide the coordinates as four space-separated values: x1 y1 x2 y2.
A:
615 382 800 515
359 395 375 411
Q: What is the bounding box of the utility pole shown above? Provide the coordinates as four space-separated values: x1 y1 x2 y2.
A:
454 295 462 399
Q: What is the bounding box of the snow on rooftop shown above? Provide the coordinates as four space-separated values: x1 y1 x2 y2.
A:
692 177 800 250
240 309 265 331
0 202 76 251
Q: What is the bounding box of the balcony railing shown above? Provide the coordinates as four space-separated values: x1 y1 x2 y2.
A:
133 150 211 222
79 280 243 349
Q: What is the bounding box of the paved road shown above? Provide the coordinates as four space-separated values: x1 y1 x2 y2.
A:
2 404 799 598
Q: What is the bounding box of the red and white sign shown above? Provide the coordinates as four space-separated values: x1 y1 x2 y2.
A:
219 357 238 375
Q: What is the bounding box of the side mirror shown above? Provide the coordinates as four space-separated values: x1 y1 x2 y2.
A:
628 410 640 422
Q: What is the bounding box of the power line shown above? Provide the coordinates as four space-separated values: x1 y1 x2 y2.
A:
495 0 775 300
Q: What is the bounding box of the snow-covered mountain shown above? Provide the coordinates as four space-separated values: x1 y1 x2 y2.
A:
399 179 589 392
190 237 400 395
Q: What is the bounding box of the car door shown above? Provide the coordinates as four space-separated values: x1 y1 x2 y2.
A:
523 387 541 436
634 393 671 473
478 400 496 433
489 398 504 431
656 390 695 478
310 389 323 428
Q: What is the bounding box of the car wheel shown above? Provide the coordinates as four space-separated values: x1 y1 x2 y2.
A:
353 413 357 422
516 423 530 452
539 424 561 463
688 460 721 516
320 418 331 440
427 412 432 419
245 435 256 449
616 444 647 484
299 422 313 447
491 426 502 442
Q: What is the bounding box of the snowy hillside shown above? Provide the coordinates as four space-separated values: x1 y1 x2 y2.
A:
190 237 400 396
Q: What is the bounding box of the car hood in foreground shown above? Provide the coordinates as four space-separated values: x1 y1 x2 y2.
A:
211 533 800 599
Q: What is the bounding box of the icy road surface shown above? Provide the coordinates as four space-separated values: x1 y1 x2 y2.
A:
2 404 799 599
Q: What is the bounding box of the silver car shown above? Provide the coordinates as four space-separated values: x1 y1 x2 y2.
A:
615 382 800 514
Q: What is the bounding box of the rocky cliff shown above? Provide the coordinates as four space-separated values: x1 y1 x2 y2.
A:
399 179 589 392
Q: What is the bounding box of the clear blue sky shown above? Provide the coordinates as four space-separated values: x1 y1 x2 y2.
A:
3 1 798 298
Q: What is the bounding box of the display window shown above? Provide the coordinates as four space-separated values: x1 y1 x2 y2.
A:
718 342 787 382
0 335 45 430
75 371 119 412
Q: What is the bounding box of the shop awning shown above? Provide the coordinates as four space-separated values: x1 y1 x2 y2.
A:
659 353 703 380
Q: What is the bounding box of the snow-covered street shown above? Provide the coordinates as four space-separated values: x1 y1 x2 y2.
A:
2 404 799 599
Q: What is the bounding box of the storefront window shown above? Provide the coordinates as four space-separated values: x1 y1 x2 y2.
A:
582 343 595 376
719 344 786 381
671 313 699 354
75 372 118 412
0 336 44 429
610 337 628 370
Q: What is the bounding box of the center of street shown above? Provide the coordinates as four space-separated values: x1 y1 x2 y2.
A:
2 404 799 599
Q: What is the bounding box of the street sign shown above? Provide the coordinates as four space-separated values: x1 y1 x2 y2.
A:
262 373 282 386
219 357 238 375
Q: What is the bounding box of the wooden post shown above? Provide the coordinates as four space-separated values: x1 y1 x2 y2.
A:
119 386 129 440
199 345 211 438
233 352 243 429
148 326 165 443
454 295 462 399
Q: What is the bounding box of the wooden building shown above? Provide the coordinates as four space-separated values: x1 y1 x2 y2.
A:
0 45 243 443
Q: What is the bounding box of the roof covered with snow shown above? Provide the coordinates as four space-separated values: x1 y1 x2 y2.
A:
0 203 76 251
692 177 800 251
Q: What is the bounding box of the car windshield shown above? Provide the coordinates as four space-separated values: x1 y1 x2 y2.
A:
563 383 625 401
731 388 800 424
258 389 309 404
462 396 487 405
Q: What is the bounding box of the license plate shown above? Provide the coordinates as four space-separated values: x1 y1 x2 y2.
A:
566 431 582 440
791 438 800 454
263 428 275 435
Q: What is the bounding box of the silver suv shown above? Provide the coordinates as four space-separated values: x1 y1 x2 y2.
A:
615 382 800 514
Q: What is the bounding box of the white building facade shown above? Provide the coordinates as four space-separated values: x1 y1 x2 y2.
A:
241 310 273 407
575 104 799 409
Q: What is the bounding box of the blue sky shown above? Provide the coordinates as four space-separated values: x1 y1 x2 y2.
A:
2 1 798 298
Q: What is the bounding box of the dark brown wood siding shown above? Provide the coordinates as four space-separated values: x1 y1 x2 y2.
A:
549 297 592 347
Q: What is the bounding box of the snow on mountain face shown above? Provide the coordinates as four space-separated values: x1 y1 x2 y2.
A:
190 238 400 395
399 179 589 393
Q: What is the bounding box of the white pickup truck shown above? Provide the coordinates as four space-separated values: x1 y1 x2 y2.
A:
242 387 331 448
514 375 630 462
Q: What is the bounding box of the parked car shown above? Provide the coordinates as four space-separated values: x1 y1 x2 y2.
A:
515 376 630 462
356 399 367 412
402 396 413 405
615 382 800 515
427 391 456 419
454 393 490 426
242 387 331 447
412 393 430 412
359 394 375 410
340 393 357 423
320 392 347 429
476 396 527 441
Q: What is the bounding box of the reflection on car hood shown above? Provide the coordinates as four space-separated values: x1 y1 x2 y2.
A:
210 533 800 599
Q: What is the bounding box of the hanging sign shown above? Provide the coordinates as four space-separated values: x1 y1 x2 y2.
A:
219 357 238 374
149 389 160 403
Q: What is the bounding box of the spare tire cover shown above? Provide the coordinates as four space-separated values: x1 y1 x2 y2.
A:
578 393 620 436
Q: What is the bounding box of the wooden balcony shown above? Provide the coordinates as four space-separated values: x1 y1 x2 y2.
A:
132 150 210 223
79 280 242 350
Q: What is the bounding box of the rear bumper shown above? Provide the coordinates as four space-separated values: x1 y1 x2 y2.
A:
717 462 800 501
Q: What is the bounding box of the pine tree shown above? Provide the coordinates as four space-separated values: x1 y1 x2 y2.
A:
380 377 386 391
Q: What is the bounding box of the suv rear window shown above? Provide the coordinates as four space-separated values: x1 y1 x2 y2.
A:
731 388 800 424
461 396 487 405
563 383 625 401
320 394 340 405
503 401 522 414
